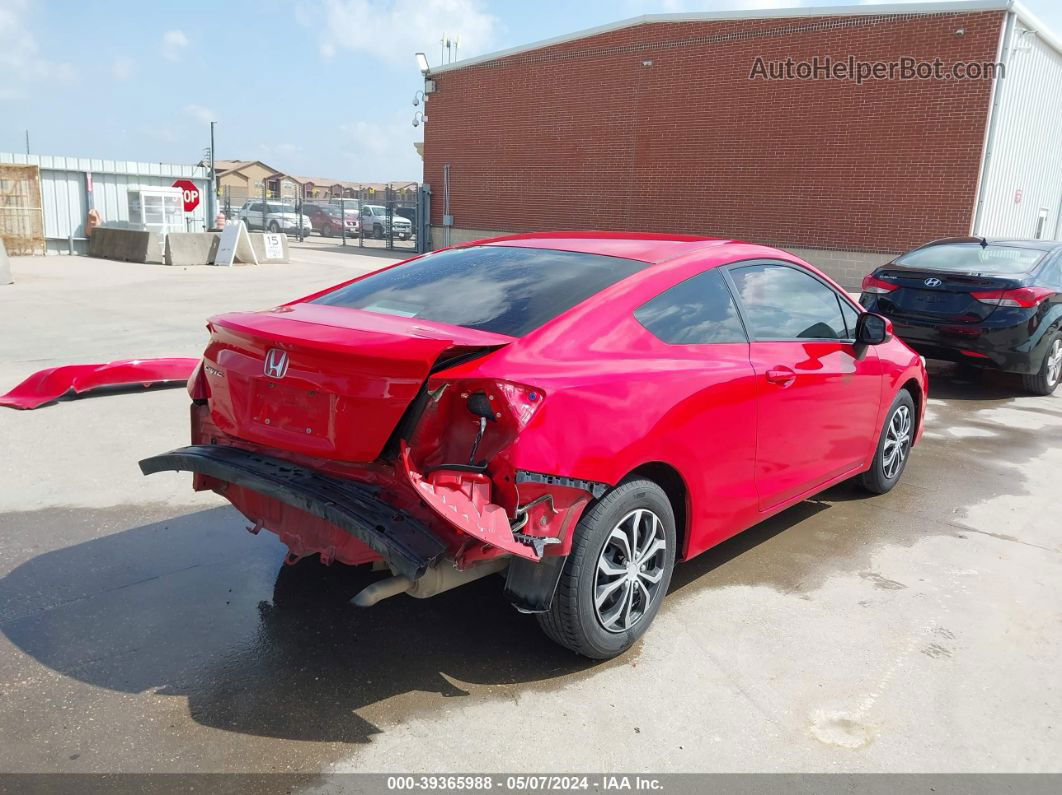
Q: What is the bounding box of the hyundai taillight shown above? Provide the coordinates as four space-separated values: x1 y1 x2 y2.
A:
970 286 1054 308
861 274 897 294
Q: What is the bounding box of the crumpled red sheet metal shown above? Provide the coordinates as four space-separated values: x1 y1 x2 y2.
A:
0 358 199 410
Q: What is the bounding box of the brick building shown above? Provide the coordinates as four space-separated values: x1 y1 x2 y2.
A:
421 1 1062 288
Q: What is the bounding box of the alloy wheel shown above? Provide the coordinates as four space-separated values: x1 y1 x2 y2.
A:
1047 339 1062 386
882 404 912 479
593 508 667 633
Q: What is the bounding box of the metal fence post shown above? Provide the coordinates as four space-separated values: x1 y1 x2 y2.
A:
417 183 431 253
340 197 346 246
296 185 304 242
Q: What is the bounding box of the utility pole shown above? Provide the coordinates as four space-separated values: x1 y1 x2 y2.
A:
209 121 217 228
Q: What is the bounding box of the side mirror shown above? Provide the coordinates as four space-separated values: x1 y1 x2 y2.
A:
855 312 891 345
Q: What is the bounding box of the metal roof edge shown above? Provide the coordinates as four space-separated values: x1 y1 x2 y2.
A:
426 1 1016 75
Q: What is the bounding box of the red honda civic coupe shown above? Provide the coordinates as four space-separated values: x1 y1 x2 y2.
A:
142 232 927 659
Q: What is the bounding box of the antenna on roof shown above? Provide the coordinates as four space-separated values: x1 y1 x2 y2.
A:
979 236 988 248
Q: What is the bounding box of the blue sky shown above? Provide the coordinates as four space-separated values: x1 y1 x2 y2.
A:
2 0 1060 182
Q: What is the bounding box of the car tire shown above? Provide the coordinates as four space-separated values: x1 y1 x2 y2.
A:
373 224 384 239
268 221 280 233
536 478 676 660
1022 334 1062 396
859 389 916 495
322 223 333 238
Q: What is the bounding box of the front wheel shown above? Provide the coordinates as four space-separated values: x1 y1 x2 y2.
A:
1022 334 1061 396
322 223 333 238
860 389 915 495
268 221 280 233
537 478 676 659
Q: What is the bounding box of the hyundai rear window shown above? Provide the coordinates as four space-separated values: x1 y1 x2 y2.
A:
895 243 1046 274
313 245 650 336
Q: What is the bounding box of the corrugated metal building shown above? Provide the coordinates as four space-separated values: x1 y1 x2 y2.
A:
0 153 209 255
974 6 1062 240
420 0 1062 288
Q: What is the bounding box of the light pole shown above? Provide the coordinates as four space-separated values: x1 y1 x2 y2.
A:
208 121 217 229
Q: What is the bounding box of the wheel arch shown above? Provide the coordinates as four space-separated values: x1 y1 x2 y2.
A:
620 461 690 561
899 377 923 437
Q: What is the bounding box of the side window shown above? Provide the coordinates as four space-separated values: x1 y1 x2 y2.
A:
250 203 263 212
635 268 747 344
729 263 847 341
838 297 861 339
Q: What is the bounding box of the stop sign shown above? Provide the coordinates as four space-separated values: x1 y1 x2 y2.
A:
172 179 201 213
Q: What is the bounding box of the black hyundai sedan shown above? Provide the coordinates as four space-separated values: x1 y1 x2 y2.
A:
860 237 1062 395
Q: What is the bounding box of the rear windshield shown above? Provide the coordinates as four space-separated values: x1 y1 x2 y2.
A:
313 245 650 336
895 243 1046 274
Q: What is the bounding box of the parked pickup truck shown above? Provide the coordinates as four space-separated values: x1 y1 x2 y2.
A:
359 204 413 240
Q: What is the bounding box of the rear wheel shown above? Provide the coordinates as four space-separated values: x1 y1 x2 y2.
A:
860 390 915 495
373 223 384 239
537 479 676 659
1022 335 1061 396
268 221 280 233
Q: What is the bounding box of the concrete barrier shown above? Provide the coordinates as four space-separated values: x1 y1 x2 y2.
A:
0 238 12 285
165 232 221 266
250 232 289 263
88 227 165 264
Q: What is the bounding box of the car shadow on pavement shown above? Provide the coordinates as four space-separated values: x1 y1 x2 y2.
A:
0 506 604 745
921 361 1027 401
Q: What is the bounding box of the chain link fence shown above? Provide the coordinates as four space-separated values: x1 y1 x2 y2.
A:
218 183 420 252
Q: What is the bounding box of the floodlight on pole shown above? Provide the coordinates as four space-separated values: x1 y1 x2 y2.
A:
415 52 430 74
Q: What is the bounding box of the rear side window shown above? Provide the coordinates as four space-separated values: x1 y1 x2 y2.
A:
314 245 650 337
896 242 1046 274
730 263 847 340
635 268 746 344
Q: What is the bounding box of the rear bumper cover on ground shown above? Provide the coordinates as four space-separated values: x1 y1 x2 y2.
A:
139 445 447 581
0 358 199 410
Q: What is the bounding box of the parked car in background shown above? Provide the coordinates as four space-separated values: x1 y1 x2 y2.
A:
394 206 417 228
359 204 413 240
303 203 360 238
239 201 312 236
142 232 926 660
861 237 1062 395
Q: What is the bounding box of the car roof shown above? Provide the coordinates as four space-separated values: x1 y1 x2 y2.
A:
472 231 732 264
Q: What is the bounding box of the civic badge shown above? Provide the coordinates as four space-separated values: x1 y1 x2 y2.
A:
263 348 289 379
924 277 942 287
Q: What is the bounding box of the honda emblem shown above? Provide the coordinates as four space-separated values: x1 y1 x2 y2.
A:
264 348 289 379
924 277 943 287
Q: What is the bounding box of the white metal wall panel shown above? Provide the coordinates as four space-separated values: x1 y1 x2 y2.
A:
0 152 210 248
976 21 1062 239
39 170 86 240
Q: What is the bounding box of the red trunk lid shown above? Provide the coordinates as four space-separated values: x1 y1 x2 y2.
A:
203 304 511 462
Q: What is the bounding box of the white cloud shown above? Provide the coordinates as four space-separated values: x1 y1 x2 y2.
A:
162 29 189 61
0 0 75 100
309 0 500 67
111 56 134 80
336 116 422 181
183 104 215 125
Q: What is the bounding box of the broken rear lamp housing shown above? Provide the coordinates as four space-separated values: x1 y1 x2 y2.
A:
187 360 211 401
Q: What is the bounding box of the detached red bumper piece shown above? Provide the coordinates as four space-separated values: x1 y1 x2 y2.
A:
0 358 198 410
